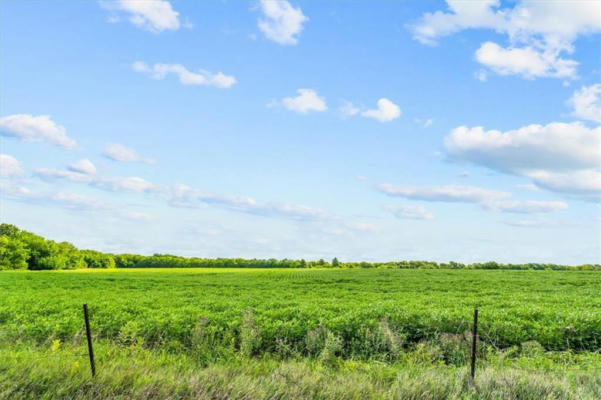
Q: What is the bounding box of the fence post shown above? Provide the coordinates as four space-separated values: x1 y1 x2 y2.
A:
470 308 478 383
83 304 96 377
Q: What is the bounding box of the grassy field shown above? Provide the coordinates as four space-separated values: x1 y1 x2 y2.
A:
2 268 601 399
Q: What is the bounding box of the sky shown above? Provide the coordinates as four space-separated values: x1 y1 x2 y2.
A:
1 0 600 265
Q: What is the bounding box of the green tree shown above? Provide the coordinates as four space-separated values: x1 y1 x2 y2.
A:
0 223 20 238
0 235 29 270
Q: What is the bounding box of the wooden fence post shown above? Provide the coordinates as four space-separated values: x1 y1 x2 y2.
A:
83 304 96 377
470 308 478 383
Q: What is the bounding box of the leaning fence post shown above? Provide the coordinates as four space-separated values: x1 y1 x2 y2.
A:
83 304 96 377
470 308 478 383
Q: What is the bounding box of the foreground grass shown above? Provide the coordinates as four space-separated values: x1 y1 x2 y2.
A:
2 341 601 400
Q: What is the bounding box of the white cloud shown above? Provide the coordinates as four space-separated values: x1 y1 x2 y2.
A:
475 70 488 82
33 165 330 221
35 167 154 193
414 117 434 127
49 192 107 210
103 0 180 33
166 184 256 210
281 89 327 113
35 168 94 183
347 222 379 232
0 154 23 178
444 122 601 198
378 183 569 214
568 84 601 123
121 211 154 222
378 183 509 203
524 170 601 196
484 200 568 214
475 42 577 79
0 182 31 199
411 0 601 79
257 0 307 45
166 184 326 220
93 176 154 193
68 159 96 175
132 62 236 89
445 122 601 172
0 114 77 149
411 0 504 45
386 204 435 220
1 180 107 211
505 219 548 228
361 98 401 122
338 100 360 118
2 180 153 221
103 143 154 164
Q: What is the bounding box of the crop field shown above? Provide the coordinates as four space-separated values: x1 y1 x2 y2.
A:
2 268 601 399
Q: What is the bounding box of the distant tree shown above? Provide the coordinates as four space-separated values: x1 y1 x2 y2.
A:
0 223 20 238
332 257 340 267
82 250 116 268
0 235 29 270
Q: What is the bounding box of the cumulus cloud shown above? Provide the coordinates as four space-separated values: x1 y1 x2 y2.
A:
0 154 23 178
411 0 601 79
132 61 236 88
445 122 600 172
361 98 401 122
444 122 601 198
103 143 154 164
568 84 601 123
68 159 96 175
524 170 601 196
257 0 307 45
378 183 510 203
281 89 327 113
0 114 77 149
386 204 434 220
102 0 180 33
475 42 577 79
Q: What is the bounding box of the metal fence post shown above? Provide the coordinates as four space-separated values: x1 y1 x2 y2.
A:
83 304 96 377
470 308 478 383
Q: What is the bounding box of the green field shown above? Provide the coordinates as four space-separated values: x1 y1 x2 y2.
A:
1 268 601 399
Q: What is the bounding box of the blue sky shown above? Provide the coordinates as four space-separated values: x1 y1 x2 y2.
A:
1 0 600 264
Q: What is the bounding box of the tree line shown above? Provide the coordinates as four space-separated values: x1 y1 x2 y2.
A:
1 223 599 271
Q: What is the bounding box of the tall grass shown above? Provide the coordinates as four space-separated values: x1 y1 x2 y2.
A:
1 341 600 400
